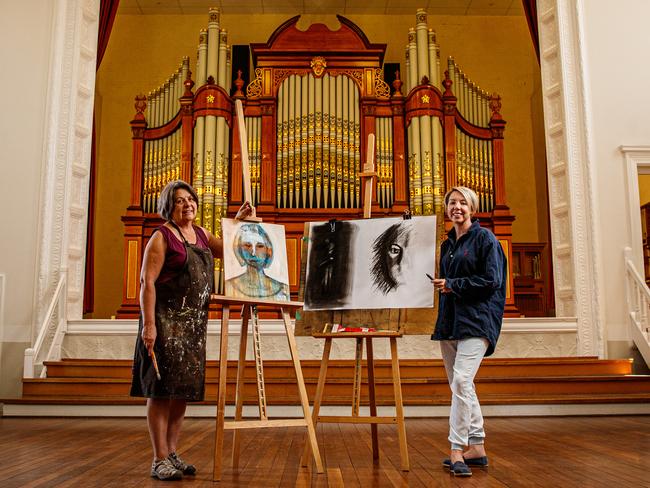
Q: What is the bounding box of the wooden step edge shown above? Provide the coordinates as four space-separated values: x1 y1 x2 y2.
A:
50 356 629 367
24 374 650 385
7 393 650 406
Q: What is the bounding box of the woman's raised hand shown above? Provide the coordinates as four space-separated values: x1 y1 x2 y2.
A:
235 201 254 220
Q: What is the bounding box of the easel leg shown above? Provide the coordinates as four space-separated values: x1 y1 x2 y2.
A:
232 305 250 469
352 338 363 417
213 305 231 481
281 308 324 474
366 337 379 463
390 337 410 471
300 336 331 467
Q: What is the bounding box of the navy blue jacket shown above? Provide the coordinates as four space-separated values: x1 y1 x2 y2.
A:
431 219 507 356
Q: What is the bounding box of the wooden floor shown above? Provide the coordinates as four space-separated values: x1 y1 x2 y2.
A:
0 416 648 487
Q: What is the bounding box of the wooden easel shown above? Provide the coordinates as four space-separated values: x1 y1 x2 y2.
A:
212 100 323 481
211 296 324 481
300 134 410 471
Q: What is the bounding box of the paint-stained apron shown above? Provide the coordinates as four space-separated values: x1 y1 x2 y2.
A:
130 224 214 401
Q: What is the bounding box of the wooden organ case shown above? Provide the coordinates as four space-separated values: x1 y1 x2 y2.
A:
117 11 517 318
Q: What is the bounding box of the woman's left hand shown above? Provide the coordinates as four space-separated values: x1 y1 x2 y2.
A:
235 201 254 220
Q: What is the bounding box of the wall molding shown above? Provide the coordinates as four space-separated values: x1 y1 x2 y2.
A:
66 317 578 336
33 0 99 343
537 0 603 356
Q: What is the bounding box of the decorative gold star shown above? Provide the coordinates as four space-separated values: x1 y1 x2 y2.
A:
206 94 215 103
421 94 430 104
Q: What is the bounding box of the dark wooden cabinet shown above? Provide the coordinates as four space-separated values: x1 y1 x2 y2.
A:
512 243 554 317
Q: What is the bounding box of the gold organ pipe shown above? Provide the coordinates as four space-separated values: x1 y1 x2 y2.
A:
194 117 205 221
415 9 430 85
197 30 208 87
342 74 349 208
308 74 316 208
335 74 343 208
288 75 296 208
203 113 217 234
282 81 289 208
427 29 439 87
276 82 284 207
353 82 360 207
388 118 395 207
218 30 228 87
322 74 330 208
328 74 336 207
293 74 300 207
255 117 261 204
378 118 385 207
214 31 228 239
206 8 220 81
301 74 308 208
154 88 163 208
407 29 418 89
315 75 323 208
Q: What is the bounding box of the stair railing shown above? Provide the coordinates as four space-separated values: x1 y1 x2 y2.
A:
23 273 68 378
623 247 650 367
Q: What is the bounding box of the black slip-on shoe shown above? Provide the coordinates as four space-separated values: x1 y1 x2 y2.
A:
450 460 472 477
443 456 489 468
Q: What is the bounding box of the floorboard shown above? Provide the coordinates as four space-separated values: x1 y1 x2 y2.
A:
0 416 647 487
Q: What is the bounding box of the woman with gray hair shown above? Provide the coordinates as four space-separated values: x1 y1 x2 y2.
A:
130 179 251 480
430 186 507 477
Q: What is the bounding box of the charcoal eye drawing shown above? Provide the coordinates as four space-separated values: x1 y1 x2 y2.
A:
370 222 412 294
303 216 436 311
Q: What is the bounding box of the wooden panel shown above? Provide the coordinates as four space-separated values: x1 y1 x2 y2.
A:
285 237 298 287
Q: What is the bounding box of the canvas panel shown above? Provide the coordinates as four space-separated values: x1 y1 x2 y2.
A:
221 218 290 302
303 216 437 311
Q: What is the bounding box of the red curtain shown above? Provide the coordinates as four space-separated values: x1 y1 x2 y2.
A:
84 0 120 314
522 0 540 62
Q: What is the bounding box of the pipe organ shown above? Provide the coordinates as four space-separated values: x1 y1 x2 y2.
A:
117 9 517 318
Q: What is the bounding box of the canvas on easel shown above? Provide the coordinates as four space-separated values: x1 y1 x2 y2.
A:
303 216 437 310
222 218 290 302
211 100 323 481
298 134 415 472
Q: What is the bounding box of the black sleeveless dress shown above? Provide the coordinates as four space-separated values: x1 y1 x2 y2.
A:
130 223 214 401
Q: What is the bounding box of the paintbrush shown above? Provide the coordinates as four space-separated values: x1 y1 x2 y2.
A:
151 350 162 381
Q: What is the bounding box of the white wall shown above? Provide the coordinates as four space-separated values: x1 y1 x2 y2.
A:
580 0 650 352
0 1 55 396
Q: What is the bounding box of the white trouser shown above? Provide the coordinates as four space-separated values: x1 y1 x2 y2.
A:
440 337 489 450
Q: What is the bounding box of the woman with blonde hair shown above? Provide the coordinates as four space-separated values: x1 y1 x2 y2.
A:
430 186 507 477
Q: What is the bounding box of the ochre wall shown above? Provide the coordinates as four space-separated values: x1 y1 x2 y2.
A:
639 174 650 206
92 12 546 318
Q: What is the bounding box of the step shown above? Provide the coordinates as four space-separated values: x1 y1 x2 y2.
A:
42 357 633 380
21 374 650 404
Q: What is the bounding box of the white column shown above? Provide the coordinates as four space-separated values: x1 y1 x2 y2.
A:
537 0 603 356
